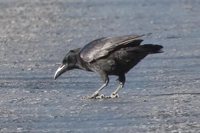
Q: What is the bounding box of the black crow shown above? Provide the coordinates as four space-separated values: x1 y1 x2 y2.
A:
54 34 163 99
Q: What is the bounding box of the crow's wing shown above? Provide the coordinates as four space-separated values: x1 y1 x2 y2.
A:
80 34 144 62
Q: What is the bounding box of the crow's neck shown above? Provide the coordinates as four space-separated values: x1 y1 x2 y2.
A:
75 54 92 71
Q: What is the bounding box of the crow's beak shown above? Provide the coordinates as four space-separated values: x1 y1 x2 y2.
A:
54 64 67 80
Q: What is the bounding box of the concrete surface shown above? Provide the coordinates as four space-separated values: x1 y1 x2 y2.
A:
0 0 200 132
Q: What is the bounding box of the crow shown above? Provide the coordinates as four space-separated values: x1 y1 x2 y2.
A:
54 34 163 99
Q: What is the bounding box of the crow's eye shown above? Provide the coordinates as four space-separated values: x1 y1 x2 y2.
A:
62 54 75 65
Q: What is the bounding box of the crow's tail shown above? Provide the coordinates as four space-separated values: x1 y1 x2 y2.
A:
140 44 163 54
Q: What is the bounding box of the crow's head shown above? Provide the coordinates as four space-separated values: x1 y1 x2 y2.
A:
54 48 81 80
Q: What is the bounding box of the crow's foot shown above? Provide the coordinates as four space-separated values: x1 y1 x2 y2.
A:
110 93 119 98
87 93 105 99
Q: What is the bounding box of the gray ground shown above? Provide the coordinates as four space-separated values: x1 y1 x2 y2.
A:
0 0 200 132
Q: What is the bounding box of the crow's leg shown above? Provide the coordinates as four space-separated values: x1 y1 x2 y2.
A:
110 74 125 98
88 72 109 99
